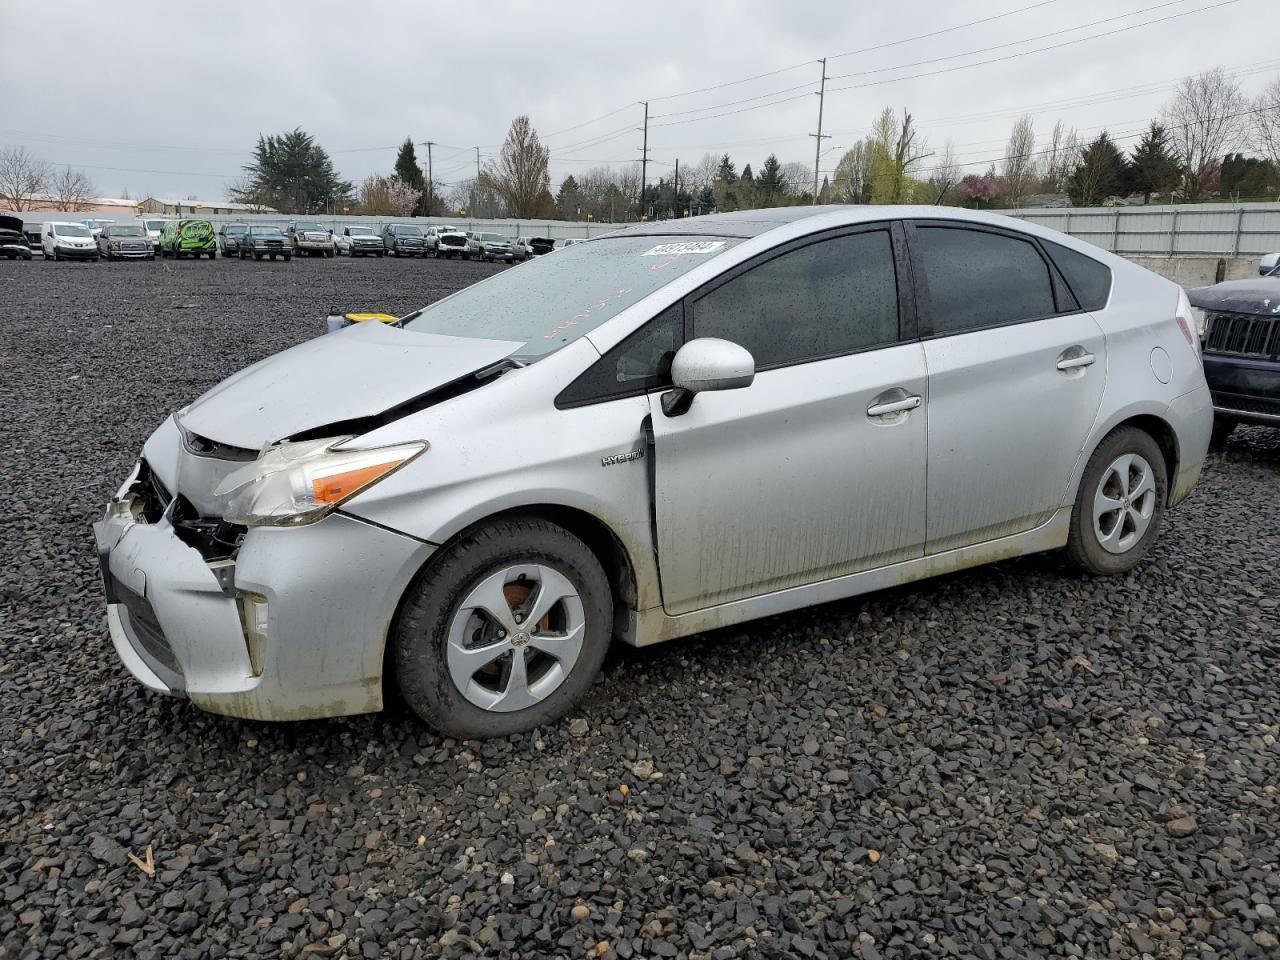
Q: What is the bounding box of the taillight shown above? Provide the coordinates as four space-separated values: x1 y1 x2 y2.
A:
1174 289 1202 365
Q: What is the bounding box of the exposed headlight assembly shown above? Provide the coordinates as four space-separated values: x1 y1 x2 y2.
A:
215 437 427 527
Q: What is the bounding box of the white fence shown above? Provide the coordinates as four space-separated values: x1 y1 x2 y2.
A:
159 213 630 241
997 202 1280 257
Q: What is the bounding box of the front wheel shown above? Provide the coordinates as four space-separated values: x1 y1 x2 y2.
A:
1066 426 1167 575
394 518 613 738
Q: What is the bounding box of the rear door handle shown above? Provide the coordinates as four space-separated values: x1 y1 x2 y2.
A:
867 394 922 418
1056 351 1095 371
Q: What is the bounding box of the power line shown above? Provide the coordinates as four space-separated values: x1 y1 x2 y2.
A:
827 0 1243 95
827 0 1059 59
828 0 1189 80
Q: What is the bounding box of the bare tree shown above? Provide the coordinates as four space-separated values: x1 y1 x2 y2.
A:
1251 75 1280 171
926 140 961 204
831 141 872 203
479 116 550 218
779 161 812 199
227 174 273 213
1039 121 1080 194
0 146 50 211
1162 67 1247 199
48 165 96 212
1001 115 1036 207
689 153 720 194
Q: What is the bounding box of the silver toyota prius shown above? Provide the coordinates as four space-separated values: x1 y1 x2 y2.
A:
94 206 1213 737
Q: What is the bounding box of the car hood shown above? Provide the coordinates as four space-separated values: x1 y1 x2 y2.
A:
178 321 523 449
1188 277 1280 315
0 214 22 232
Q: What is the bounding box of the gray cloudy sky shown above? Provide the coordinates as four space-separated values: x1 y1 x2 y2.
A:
1 0 1275 202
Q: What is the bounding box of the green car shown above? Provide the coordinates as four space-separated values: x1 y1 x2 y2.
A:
157 219 217 260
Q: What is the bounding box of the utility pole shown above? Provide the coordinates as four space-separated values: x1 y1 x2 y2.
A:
810 58 829 204
424 141 434 217
637 101 649 221
674 157 679 218
475 146 482 218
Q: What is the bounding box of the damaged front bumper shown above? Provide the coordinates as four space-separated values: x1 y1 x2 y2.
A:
93 461 435 721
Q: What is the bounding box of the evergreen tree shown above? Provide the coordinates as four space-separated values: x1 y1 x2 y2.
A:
757 154 785 205
1127 123 1179 203
716 154 737 183
234 128 353 214
1067 132 1127 206
556 174 585 219
394 138 425 189
1220 154 1280 198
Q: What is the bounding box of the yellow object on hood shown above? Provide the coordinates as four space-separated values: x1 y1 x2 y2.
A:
344 312 399 325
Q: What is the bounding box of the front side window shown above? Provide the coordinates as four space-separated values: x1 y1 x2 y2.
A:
557 304 682 407
914 226 1057 335
691 229 899 369
404 235 739 359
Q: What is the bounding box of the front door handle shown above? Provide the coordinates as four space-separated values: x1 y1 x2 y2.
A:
1056 350 1095 371
867 394 922 418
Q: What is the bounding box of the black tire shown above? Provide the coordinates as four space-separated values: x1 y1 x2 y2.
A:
394 517 613 738
209 250 217 259
1209 415 1237 450
1066 426 1167 576
284 254 291 261
377 251 384 258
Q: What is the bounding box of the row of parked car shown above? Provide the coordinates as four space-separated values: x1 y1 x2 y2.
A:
0 214 585 263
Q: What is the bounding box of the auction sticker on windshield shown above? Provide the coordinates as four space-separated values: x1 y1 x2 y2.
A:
642 241 726 257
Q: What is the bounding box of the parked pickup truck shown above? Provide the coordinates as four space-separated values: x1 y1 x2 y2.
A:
287 222 336 258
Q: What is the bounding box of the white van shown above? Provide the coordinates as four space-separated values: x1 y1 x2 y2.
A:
42 222 99 261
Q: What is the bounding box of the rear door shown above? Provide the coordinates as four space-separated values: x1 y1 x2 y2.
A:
905 221 1107 553
648 223 929 614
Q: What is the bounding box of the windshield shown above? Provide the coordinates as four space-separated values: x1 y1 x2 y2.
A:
480 233 505 242
110 226 145 237
404 235 739 359
54 224 92 238
294 222 325 231
225 224 248 235
251 227 284 237
394 225 423 236
144 220 167 231
347 226 374 235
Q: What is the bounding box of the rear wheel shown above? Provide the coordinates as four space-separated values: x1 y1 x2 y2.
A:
394 518 613 738
1066 426 1167 575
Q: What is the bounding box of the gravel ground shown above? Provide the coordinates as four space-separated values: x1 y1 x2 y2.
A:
2 255 1278 960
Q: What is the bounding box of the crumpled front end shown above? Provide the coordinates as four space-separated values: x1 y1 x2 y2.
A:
93 417 435 721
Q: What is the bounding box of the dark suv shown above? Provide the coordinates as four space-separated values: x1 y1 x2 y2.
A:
1189 255 1280 444
381 223 426 257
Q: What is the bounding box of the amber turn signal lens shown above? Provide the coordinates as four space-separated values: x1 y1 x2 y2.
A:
312 460 403 504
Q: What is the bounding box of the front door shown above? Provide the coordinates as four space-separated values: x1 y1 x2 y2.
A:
906 222 1108 553
649 225 929 615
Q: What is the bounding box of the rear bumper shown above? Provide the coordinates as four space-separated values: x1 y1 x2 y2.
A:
1166 383 1213 505
1203 352 1280 425
93 464 435 721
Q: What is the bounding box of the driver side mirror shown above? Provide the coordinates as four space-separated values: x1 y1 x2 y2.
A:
1260 252 1280 276
661 337 755 417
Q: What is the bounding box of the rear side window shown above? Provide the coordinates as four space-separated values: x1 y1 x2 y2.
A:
690 229 899 369
1043 239 1112 311
914 226 1056 335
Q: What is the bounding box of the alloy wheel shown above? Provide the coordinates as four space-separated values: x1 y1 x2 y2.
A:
1093 453 1157 554
446 564 585 712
